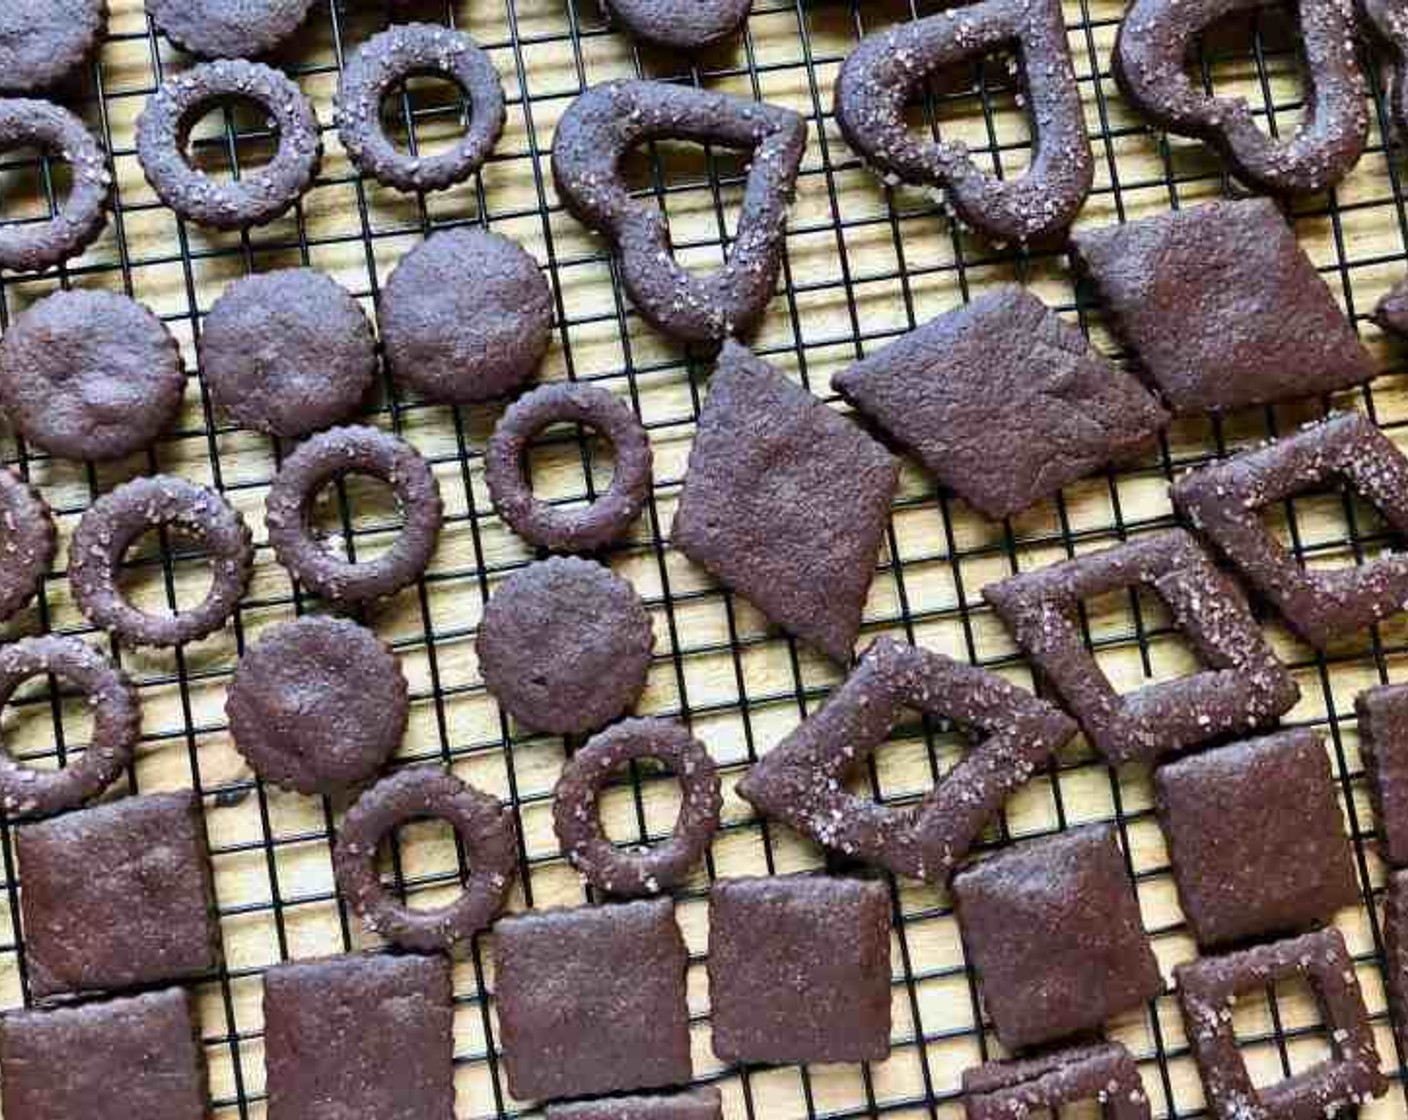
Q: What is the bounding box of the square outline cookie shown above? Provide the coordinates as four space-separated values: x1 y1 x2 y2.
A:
963 1042 1150 1120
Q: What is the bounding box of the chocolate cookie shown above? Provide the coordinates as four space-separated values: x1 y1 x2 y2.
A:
552 81 805 345
0 989 207 1120
0 289 184 462
1383 870 1408 1058
1374 275 1408 336
494 898 693 1101
147 0 314 58
337 23 505 193
0 635 138 819
964 1043 1150 1120
1175 929 1386 1120
737 636 1074 882
333 766 517 952
0 467 55 623
379 228 554 403
1363 0 1408 140
833 286 1168 520
602 0 751 49
264 425 443 604
136 59 322 229
1171 412 1408 648
0 0 105 93
485 382 653 552
477 557 655 736
984 530 1298 765
227 616 408 795
708 875 892 1065
199 269 376 438
549 1089 723 1120
835 0 1094 245
1114 0 1367 196
17 790 221 998
0 99 109 273
1071 199 1376 414
553 718 721 897
70 475 254 647
1355 683 1408 867
672 341 899 664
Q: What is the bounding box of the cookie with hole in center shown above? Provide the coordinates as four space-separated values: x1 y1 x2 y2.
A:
603 0 751 49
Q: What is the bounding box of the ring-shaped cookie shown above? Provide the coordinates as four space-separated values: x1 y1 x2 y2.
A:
136 59 322 230
264 425 443 605
69 476 255 648
336 23 506 193
552 718 721 897
485 383 653 552
0 635 140 819
0 99 110 273
0 468 55 623
334 766 518 952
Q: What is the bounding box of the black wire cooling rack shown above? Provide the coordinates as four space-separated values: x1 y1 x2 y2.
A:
4 0 1408 1117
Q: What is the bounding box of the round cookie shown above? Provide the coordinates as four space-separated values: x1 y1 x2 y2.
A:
146 0 315 59
227 616 407 795
336 23 506 193
199 269 376 438
0 290 185 462
0 468 56 623
379 228 553 404
136 59 322 230
603 0 751 50
476 556 654 736
0 0 106 94
0 99 110 273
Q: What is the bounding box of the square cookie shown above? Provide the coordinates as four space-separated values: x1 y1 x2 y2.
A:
548 1088 723 1120
833 285 1167 520
1356 683 1408 866
708 874 892 1065
952 824 1162 1051
1175 929 1386 1120
0 987 207 1120
18 790 221 998
263 952 453 1120
1072 198 1375 414
963 1042 1150 1120
1154 729 1358 948
1382 870 1408 1059
494 897 692 1101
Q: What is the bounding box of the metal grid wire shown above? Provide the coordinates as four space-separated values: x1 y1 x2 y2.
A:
3 0 1408 1117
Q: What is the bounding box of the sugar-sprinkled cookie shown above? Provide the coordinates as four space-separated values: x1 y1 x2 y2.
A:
0 467 55 624
1355 683 1408 867
146 0 315 58
603 0 750 49
1382 870 1408 1060
1363 0 1408 140
0 0 105 94
963 1042 1150 1120
549 1089 723 1120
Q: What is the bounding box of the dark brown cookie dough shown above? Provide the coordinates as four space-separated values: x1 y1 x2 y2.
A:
738 636 1074 882
0 467 55 623
1374 274 1408 336
334 766 517 952
227 616 408 796
1356 683 1408 867
0 989 207 1120
984 529 1299 765
708 874 892 1065
199 268 376 439
1115 0 1366 196
485 382 653 553
337 23 505 193
477 556 654 736
494 898 693 1100
1071 199 1376 415
0 289 184 462
602 0 750 49
0 0 105 94
552 81 805 345
553 717 721 897
0 635 139 819
672 341 899 664
835 0 1093 246
18 790 221 998
147 0 314 58
70 475 254 647
1171 412 1408 648
1363 0 1408 140
954 826 1163 1052
264 425 443 604
136 59 322 230
0 99 110 272
963 1042 1150 1120
833 286 1167 520
1383 870 1408 1059
263 953 454 1120
1154 729 1358 949
1175 929 1386 1120
379 228 554 403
